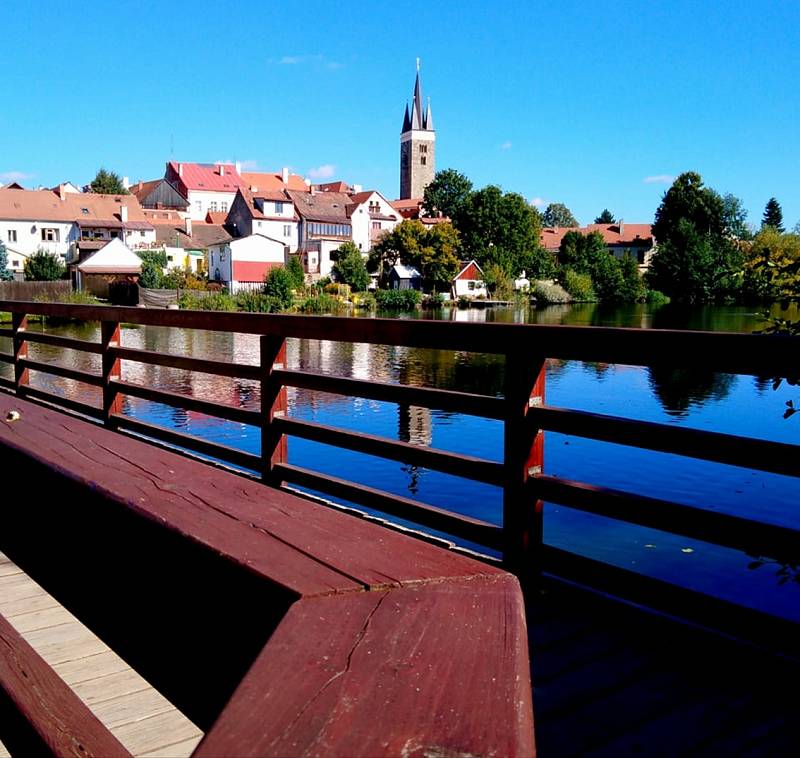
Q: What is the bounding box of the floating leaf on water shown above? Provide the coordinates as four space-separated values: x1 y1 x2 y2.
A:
644 544 656 549
681 547 694 554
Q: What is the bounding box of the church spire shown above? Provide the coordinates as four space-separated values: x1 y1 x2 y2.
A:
402 102 411 133
424 97 433 130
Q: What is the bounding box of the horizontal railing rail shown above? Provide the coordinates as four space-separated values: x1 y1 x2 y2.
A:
1 298 799 611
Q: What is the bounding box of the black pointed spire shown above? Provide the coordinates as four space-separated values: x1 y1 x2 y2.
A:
412 61 423 130
402 103 411 133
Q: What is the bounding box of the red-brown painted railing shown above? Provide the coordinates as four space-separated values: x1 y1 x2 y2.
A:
1 300 799 597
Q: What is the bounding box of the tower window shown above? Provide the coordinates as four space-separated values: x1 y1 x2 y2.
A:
420 145 427 154
421 156 427 165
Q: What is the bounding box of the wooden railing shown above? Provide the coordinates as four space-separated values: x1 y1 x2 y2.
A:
1 300 799 605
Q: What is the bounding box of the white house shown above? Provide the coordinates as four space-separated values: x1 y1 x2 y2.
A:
227 188 299 252
165 162 247 220
346 190 401 252
2 245 28 279
452 260 488 299
207 234 288 293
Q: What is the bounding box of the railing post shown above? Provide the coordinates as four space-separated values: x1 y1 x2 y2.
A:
261 335 287 487
12 312 29 396
503 350 546 590
101 320 123 426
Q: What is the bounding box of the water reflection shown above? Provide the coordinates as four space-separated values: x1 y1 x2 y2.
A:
648 367 737 418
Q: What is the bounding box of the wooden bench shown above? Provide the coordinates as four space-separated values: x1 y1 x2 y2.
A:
0 394 535 757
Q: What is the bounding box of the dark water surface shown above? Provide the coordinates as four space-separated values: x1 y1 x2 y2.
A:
2 301 798 620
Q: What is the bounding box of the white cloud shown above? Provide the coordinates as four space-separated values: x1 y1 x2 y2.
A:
643 174 674 185
279 55 304 65
0 170 33 183
307 164 336 180
499 141 512 150
530 197 546 208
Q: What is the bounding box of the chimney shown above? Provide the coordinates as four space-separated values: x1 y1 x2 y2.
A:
353 184 363 193
120 205 129 223
185 217 193 237
122 176 130 190
58 184 66 201
619 219 624 237
235 161 242 175
178 163 183 177
282 167 289 185
219 164 225 177
138 180 143 191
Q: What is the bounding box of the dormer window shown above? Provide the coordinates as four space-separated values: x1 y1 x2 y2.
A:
81 208 89 214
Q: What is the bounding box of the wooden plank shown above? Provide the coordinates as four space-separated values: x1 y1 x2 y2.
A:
0 394 506 595
0 376 13 392
536 474 800 560
0 352 13 364
91 688 176 729
12 313 28 394
114 345 260 381
6 605 74 633
138 734 203 758
112 711 202 757
277 462 503 549
21 623 109 667
529 405 800 478
260 335 287 487
274 368 506 419
113 415 262 472
196 575 534 758
19 358 103 387
274 416 505 485
53 651 132 687
0 591 61 618
111 380 261 427
70 668 151 707
0 613 131 757
19 330 103 354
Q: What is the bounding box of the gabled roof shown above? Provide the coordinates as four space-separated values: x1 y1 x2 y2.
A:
0 188 151 225
155 222 232 250
287 190 352 224
143 208 185 225
166 162 247 194
453 260 484 281
241 171 308 193
541 223 654 250
391 263 421 279
77 238 142 273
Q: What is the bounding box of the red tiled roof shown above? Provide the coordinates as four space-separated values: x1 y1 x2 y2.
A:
541 223 654 250
233 260 283 282
143 208 185 224
167 162 247 193
314 181 352 193
205 211 228 225
0 189 151 225
241 171 308 193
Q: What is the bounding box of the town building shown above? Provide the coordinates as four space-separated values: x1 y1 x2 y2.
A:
227 187 299 252
152 218 232 274
164 162 247 221
452 260 488 299
287 189 353 277
0 186 155 267
389 263 422 290
131 179 189 213
207 234 287 292
75 237 142 298
541 222 656 270
346 190 401 252
399 62 435 200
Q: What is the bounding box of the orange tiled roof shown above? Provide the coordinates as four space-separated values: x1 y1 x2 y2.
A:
0 188 151 224
241 171 308 193
541 223 653 250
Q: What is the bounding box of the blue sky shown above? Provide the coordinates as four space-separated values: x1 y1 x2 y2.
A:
2 0 798 227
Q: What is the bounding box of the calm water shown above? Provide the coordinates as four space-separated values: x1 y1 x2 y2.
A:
2 301 798 620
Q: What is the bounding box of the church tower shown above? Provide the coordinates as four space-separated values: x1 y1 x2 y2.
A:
400 60 435 199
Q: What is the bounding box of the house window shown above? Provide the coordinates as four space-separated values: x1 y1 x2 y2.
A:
372 221 381 230
7 230 17 242
195 200 202 214
283 224 291 237
41 228 60 242
468 281 476 291
221 201 228 212
140 231 146 237
11 260 19 268
210 201 218 212
111 231 120 239
274 201 284 214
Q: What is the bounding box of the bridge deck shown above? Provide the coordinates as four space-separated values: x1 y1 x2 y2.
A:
0 551 203 757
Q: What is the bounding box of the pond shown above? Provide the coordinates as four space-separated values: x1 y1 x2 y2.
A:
1 300 798 621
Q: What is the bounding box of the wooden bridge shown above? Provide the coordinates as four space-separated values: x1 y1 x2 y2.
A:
1 300 799 756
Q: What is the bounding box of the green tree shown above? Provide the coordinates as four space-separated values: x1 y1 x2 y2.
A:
0 241 13 281
458 186 552 278
369 219 461 291
89 168 129 195
286 255 306 289
722 194 752 240
590 251 625 301
542 202 578 228
333 246 370 292
594 209 615 224
742 227 800 300
648 172 742 302
558 230 607 274
263 267 294 309
422 168 473 222
137 250 167 289
618 254 646 301
23 248 66 281
762 197 785 232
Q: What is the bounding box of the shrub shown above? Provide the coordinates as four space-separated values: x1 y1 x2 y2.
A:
532 280 572 304
33 290 101 324
179 292 237 311
236 291 281 312
590 252 625 301
286 256 306 289
423 292 445 308
297 294 347 314
458 295 470 309
374 288 421 310
24 249 66 281
483 263 514 300
618 254 646 302
351 292 376 310
560 268 596 301
332 247 370 292
263 267 294 309
646 289 671 306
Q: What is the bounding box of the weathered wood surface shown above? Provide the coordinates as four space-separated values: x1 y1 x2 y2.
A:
0 394 534 757
0 554 203 757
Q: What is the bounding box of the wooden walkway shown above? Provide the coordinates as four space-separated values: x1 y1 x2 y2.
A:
0 551 202 757
529 579 800 756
